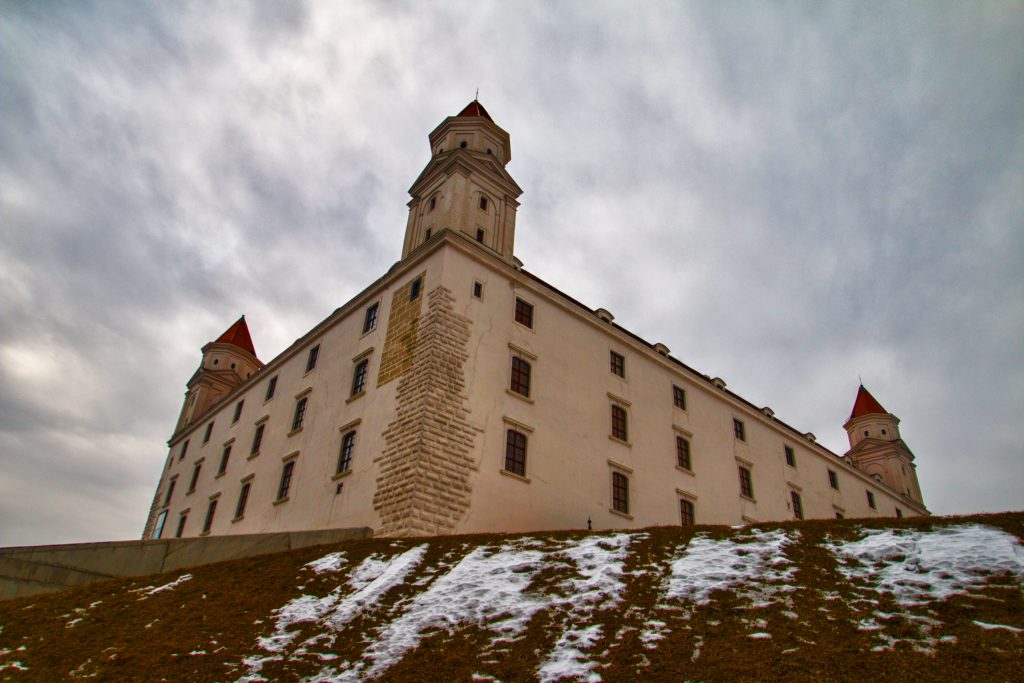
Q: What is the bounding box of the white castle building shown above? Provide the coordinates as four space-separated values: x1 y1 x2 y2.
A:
143 101 927 540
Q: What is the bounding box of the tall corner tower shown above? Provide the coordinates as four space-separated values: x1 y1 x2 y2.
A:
174 316 263 434
843 385 924 505
401 100 523 264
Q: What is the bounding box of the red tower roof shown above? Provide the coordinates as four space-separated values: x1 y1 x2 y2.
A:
849 385 887 420
457 100 493 121
214 316 257 357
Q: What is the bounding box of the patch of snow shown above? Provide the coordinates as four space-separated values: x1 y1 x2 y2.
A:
664 529 799 605
538 533 639 683
356 540 549 680
304 551 347 574
189 650 207 655
65 618 83 628
827 524 1024 606
748 632 772 639
973 621 1024 633
133 573 192 598
0 661 28 671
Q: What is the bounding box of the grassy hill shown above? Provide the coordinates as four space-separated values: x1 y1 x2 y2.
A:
1 513 1022 681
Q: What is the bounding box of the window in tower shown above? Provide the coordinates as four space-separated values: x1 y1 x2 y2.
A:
337 430 356 474
424 228 432 242
734 418 746 442
292 396 308 432
611 471 630 515
611 404 628 442
515 298 534 328
362 302 379 334
791 490 804 520
510 356 531 398
202 498 218 535
473 281 483 299
235 481 251 520
277 460 296 502
410 276 422 301
351 358 369 397
676 435 692 471
673 385 687 410
738 466 754 499
428 196 436 211
479 196 488 211
476 228 485 242
610 351 625 378
305 344 320 373
504 429 527 477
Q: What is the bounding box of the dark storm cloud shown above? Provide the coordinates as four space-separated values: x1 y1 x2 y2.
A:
1 1 1021 545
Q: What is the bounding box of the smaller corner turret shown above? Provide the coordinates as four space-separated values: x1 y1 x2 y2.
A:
401 99 523 264
843 385 924 506
174 316 263 434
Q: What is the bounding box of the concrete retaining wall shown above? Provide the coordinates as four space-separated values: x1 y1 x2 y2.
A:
0 527 372 601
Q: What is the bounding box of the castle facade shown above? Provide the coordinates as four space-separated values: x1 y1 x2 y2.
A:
143 102 926 540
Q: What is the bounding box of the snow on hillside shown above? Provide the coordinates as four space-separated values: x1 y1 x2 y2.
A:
1 514 1022 681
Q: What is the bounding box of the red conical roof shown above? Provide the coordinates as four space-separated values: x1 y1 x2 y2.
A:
214 316 257 357
850 385 887 419
457 100 493 121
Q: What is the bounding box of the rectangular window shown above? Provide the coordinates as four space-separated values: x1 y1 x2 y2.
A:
479 196 488 211
277 461 295 501
510 357 531 397
265 376 278 401
203 421 214 443
791 490 804 520
351 359 369 396
163 478 177 506
292 396 308 431
175 513 188 538
611 404 628 442
473 281 483 299
676 436 692 470
476 227 485 242
188 462 202 493
866 490 876 509
784 445 796 467
251 424 265 455
672 385 687 410
179 439 189 461
504 429 528 477
680 498 695 526
233 400 244 423
363 302 379 334
610 351 625 378
828 469 839 490
410 276 422 301
337 431 356 474
152 510 168 539
739 466 754 498
305 345 320 373
612 471 629 514
896 507 903 518
733 418 746 441
235 482 251 519
515 298 534 328
202 498 217 534
218 445 231 475
424 228 432 241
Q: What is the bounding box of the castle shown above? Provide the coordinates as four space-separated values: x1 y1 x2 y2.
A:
143 102 926 540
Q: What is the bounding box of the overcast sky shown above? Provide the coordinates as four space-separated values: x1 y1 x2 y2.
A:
2 1 1022 546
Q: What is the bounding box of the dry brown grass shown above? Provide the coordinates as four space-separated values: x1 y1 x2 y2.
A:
0 512 1021 682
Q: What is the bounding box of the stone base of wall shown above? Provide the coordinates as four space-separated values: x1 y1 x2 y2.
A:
0 527 372 602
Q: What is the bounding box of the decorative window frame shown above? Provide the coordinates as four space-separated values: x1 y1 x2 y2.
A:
506 343 537 403
500 416 533 483
608 459 633 519
289 388 312 436
673 426 694 475
608 393 631 447
347 348 374 403
332 418 362 481
361 300 381 337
